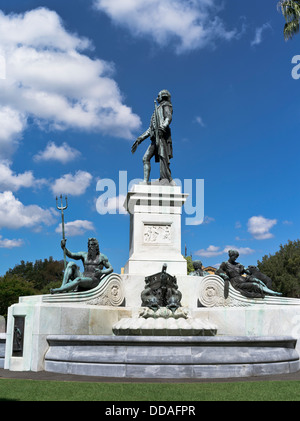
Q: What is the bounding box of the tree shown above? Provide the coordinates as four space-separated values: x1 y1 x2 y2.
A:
0 257 65 318
257 239 300 297
0 275 37 319
7 257 64 292
185 256 194 274
278 1 300 40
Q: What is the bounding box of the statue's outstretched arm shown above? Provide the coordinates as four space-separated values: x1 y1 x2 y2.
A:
131 128 150 153
138 128 151 142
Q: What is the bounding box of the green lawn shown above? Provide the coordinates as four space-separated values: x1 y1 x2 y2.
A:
0 378 300 401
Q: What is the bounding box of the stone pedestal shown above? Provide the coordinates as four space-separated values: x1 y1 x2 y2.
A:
4 273 128 372
44 335 299 379
123 183 188 276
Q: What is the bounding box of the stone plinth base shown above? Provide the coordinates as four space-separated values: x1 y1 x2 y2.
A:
44 335 299 379
123 183 188 276
4 273 300 375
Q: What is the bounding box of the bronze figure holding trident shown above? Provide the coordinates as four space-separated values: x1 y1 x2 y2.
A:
51 237 114 294
51 195 114 294
56 194 68 270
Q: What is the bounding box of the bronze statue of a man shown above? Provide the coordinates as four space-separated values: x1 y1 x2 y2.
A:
132 89 173 183
50 237 113 294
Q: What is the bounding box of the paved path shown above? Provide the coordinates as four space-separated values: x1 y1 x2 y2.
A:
1 368 300 383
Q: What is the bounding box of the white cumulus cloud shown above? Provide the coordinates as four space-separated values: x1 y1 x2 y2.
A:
34 141 81 164
247 215 277 240
0 235 23 248
0 191 55 229
56 219 95 237
0 107 26 156
51 170 93 196
0 160 45 191
223 245 255 255
0 7 141 158
195 245 224 258
195 244 255 258
94 0 238 53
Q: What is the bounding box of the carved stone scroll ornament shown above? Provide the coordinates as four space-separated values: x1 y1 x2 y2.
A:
86 275 124 306
198 275 242 307
198 275 300 307
43 273 125 306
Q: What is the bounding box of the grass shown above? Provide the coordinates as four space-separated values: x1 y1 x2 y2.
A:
0 378 300 401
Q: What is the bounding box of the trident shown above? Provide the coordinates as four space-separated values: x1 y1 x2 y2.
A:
56 194 68 270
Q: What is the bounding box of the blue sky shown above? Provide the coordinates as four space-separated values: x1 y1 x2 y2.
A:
0 0 299 275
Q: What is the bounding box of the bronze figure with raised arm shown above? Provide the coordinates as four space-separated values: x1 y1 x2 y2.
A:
50 237 113 294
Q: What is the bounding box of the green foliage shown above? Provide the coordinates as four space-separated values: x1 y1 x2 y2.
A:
257 239 300 297
6 257 64 291
278 1 300 40
184 256 194 274
0 275 37 319
0 257 64 317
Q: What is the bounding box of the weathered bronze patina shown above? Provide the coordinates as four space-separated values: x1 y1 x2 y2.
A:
132 89 173 183
141 264 182 312
216 250 282 299
50 238 113 294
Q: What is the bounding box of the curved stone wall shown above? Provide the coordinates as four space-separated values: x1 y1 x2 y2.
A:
45 335 299 379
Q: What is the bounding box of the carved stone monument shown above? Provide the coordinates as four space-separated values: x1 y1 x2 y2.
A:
123 182 188 276
4 89 300 379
